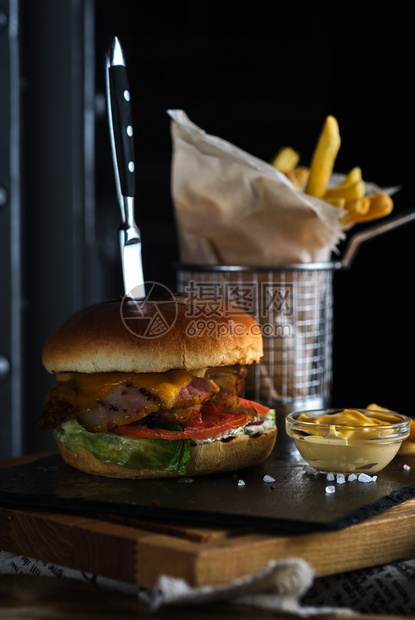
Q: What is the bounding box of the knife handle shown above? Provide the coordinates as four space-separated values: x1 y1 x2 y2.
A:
108 64 135 199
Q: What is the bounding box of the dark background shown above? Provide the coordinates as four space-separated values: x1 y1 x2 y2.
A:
2 0 415 455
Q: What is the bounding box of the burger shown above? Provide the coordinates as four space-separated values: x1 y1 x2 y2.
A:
36 296 277 478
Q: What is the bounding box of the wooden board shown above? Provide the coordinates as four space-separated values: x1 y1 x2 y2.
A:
1 454 415 589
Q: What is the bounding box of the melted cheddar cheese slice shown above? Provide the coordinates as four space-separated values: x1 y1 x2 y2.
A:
49 369 195 411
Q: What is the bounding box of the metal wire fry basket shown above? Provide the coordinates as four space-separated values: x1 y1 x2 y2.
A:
177 263 335 414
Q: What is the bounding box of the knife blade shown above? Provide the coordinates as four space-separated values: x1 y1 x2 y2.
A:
105 36 145 299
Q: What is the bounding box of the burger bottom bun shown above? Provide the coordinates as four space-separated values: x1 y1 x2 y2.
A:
57 429 277 479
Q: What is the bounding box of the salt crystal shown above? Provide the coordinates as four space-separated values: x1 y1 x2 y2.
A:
358 473 374 483
336 473 346 484
404 464 411 471
263 474 276 483
326 472 335 481
348 473 357 482
325 485 336 494
238 479 246 487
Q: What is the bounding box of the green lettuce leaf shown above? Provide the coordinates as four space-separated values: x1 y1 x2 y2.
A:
54 419 192 475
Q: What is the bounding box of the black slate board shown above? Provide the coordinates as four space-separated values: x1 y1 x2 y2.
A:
1 448 415 533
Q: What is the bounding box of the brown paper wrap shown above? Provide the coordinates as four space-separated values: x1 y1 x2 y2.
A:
169 109 345 265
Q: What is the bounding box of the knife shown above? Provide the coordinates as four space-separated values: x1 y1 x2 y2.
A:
105 36 145 299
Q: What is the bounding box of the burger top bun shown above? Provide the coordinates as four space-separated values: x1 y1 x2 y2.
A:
42 296 263 374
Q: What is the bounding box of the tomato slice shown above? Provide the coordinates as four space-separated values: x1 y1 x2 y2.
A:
114 402 248 441
113 398 269 441
238 397 270 415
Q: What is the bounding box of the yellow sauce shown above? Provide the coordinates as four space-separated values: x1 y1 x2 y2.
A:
298 408 401 427
297 409 401 441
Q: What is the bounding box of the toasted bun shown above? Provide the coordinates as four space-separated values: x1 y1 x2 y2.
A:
42 297 262 375
57 428 277 479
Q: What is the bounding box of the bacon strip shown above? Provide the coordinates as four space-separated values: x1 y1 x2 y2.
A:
78 384 160 432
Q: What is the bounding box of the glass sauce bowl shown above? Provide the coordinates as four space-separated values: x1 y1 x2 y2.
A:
285 408 410 474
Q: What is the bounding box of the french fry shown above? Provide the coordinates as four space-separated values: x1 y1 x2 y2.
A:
366 192 394 220
324 197 346 209
286 166 310 191
339 213 356 228
271 147 300 174
305 115 341 198
337 166 362 187
324 179 365 200
272 117 394 228
344 196 370 215
338 197 370 227
340 192 393 227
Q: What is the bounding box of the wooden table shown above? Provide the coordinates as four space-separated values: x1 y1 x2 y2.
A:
0 454 414 619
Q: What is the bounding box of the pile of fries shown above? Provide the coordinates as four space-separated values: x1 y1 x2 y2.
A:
271 116 394 228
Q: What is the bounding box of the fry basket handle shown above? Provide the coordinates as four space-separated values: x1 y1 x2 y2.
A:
340 209 415 269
